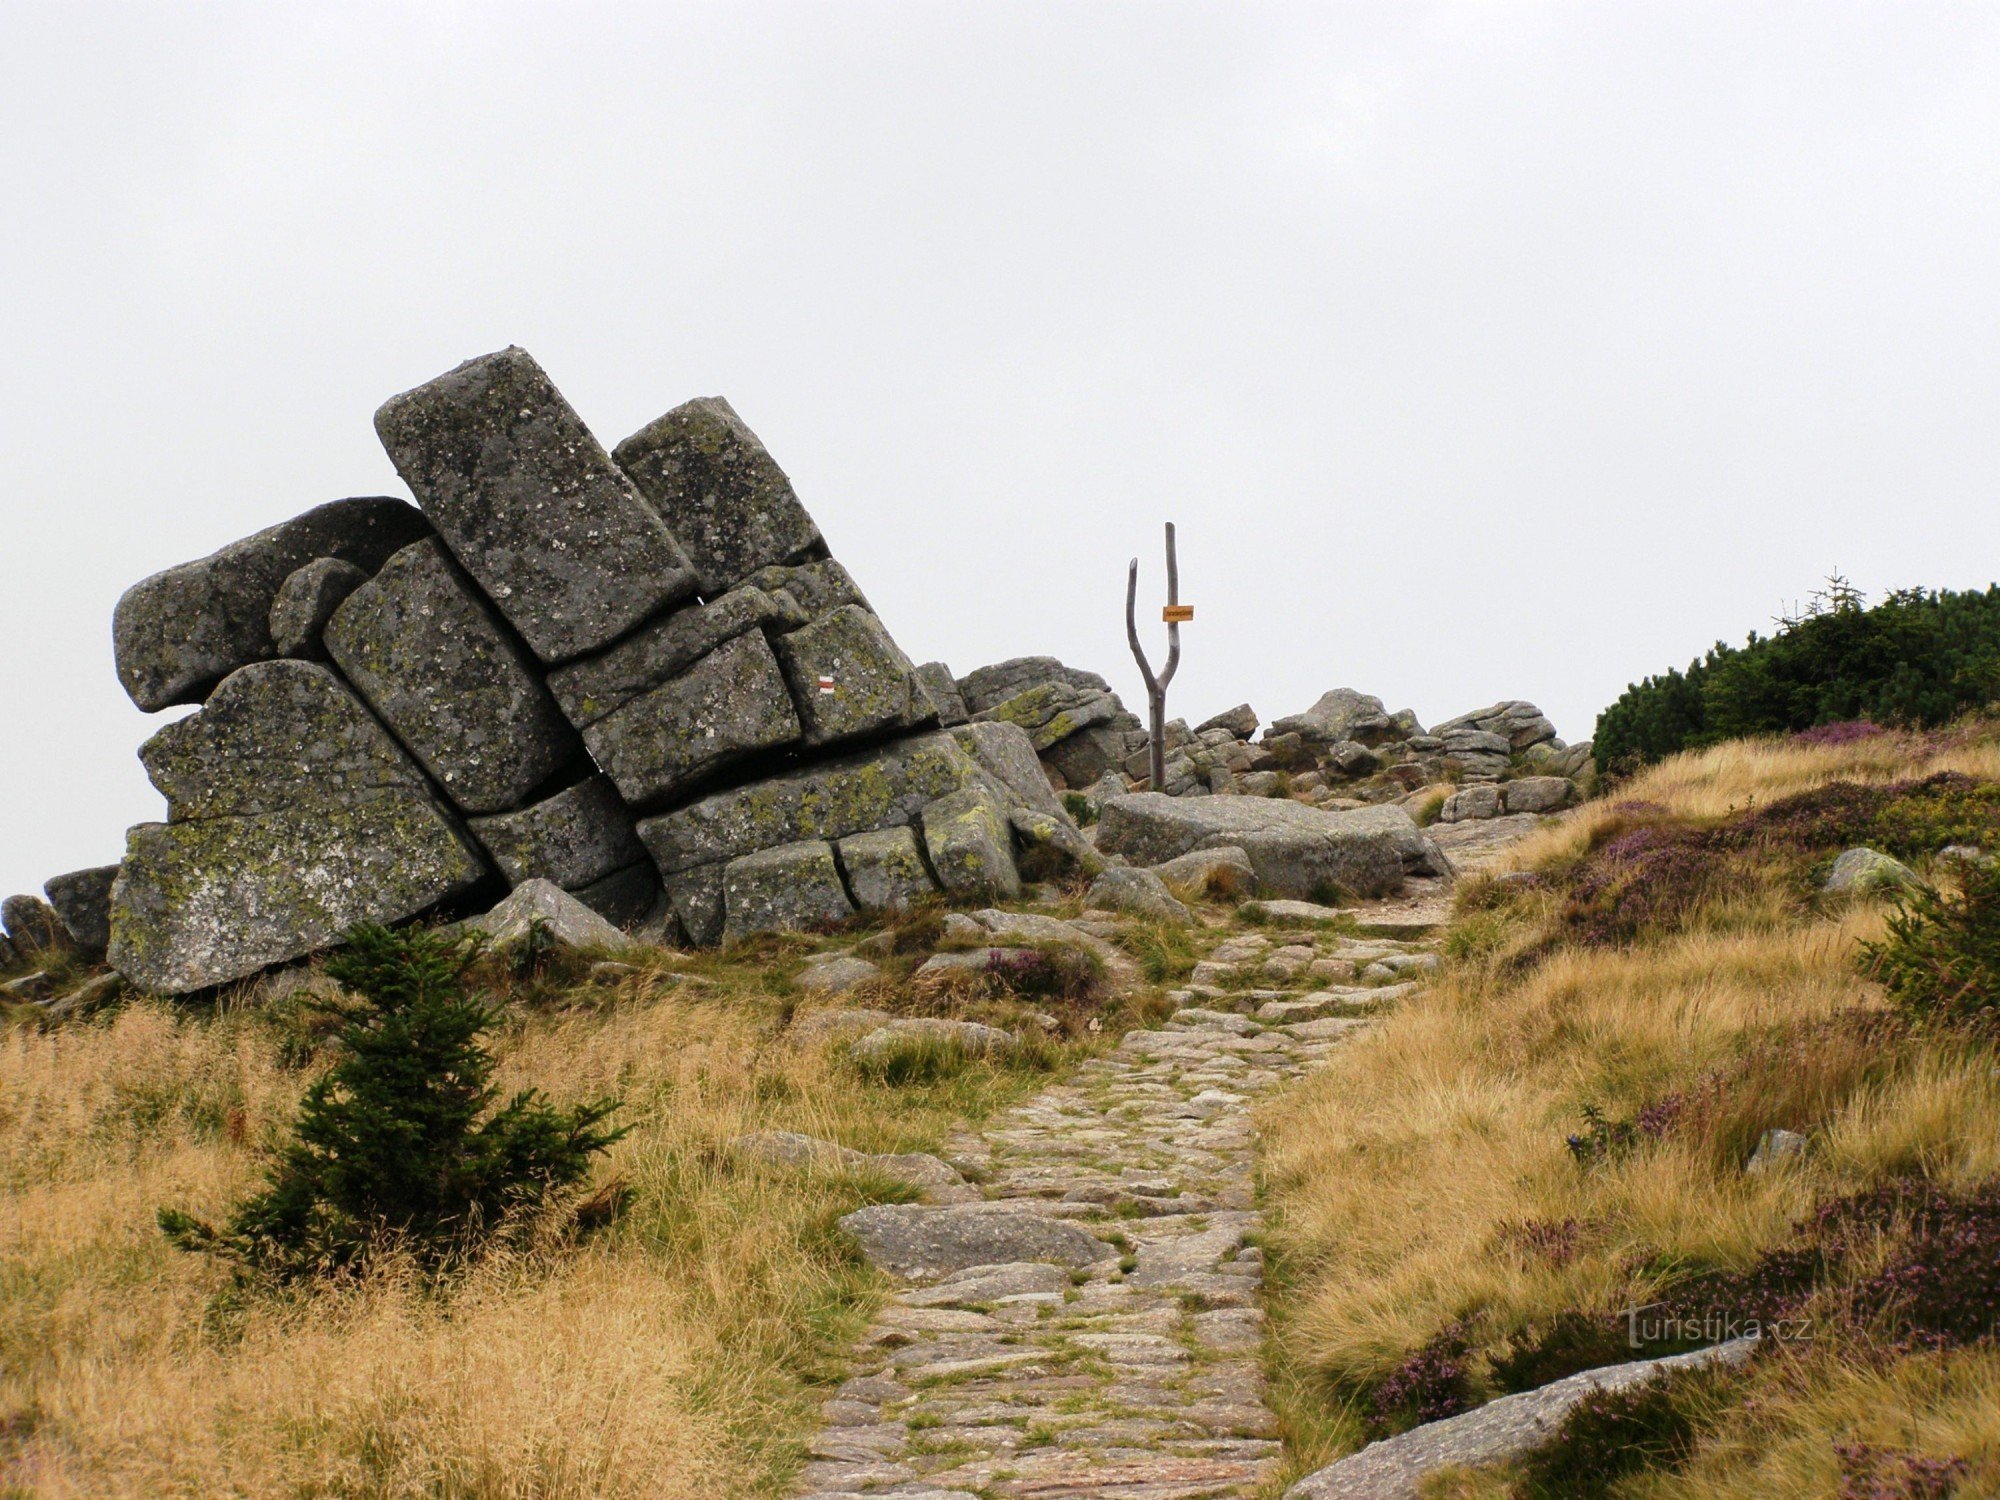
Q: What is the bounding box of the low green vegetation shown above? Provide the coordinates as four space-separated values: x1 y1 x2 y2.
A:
1594 579 2000 771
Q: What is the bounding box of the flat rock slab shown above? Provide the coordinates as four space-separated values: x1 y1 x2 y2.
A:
1285 1339 1757 1499
112 496 429 711
735 1131 974 1204
723 839 854 941
1098 794 1444 900
839 1205 1115 1280
326 538 582 814
375 346 699 662
900 1262 1073 1307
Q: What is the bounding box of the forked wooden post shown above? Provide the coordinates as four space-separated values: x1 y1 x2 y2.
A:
1125 522 1183 792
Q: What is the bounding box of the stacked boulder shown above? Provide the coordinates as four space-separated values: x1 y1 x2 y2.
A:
96 347 1091 994
953 657 1148 789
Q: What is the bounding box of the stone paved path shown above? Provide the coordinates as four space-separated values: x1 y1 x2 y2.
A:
795 888 1453 1500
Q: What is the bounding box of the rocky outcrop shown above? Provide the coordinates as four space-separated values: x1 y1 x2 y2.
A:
97 349 1095 986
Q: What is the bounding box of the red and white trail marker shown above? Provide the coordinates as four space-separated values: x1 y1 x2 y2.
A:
816 675 836 695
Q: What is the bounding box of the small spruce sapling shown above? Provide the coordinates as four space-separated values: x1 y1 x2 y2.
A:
161 923 627 1280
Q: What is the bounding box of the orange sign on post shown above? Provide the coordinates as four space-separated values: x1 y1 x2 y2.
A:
1161 605 1194 623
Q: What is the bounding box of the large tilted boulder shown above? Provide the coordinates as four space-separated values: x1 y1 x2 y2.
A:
112 497 430 711
612 395 824 596
374 346 701 663
99 348 1101 987
1096 792 1449 899
325 538 584 813
109 661 487 993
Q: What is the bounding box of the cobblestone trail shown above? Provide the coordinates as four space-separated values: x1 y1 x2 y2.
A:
796 896 1450 1500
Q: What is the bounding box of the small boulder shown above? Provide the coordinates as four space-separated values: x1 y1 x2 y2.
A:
1196 704 1259 739
1439 784 1503 823
3 894 74 962
734 1130 974 1204
1746 1128 1807 1174
798 952 883 996
465 879 631 952
722 840 855 942
1152 845 1257 893
268 557 370 658
1823 847 1919 895
1502 776 1574 815
43 865 120 958
851 1017 1018 1064
1086 867 1190 922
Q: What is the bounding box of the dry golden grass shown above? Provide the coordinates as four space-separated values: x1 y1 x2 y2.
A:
1261 728 2000 1495
0 947 1068 1498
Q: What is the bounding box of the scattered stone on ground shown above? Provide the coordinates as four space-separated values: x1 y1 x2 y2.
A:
735 1131 978 1204
799 952 885 996
850 1018 1019 1065
1084 866 1190 922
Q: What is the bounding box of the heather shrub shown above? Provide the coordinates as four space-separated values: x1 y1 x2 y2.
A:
1862 860 2000 1032
160 924 627 1282
1368 1321 1475 1434
1836 1443 1971 1500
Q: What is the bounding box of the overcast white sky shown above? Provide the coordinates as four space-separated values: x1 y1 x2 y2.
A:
3 2 1997 899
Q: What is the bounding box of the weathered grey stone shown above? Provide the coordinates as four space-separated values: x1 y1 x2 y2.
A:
0 971 56 1003
734 1131 972 1204
581 629 803 807
787 1005 898 1047
922 787 1021 900
1269 689 1393 746
1087 867 1190 922
1433 700 1559 752
722 840 854 941
839 1204 1114 1280
772 604 932 747
1009 808 1106 880
1043 720 1146 789
466 776 642 890
3 895 72 961
326 539 583 814
1196 704 1259 739
1328 740 1381 776
916 662 970 727
543 586 807 728
1823 846 1920 895
139 660 435 821
112 497 430 711
267 557 369 659
950 722 1065 819
43 866 119 957
838 826 939 913
1098 794 1441 899
1439 783 1503 823
465 878 630 952
1502 776 1574 815
111 799 485 995
1746 1127 1807 1173
1285 1340 1756 1499
974 681 1122 753
956 656 1117 715
611 396 822 596
639 731 985 875
797 952 885 995
374 347 699 662
664 864 727 947
1152 845 1258 892
742 557 872 618
110 661 489 994
572 862 669 932
851 1017 1019 1063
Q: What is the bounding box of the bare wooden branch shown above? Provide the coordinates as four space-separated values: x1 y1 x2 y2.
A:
1125 523 1181 791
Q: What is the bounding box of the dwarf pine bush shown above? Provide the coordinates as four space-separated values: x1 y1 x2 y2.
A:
161 923 627 1281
